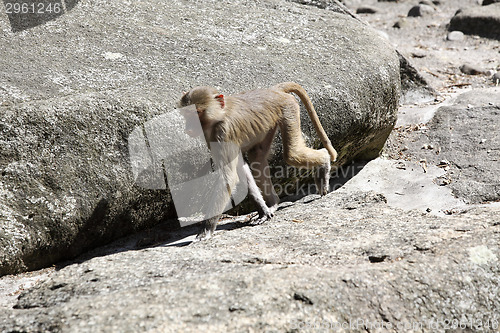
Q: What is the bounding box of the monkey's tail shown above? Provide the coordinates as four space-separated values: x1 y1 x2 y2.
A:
274 82 337 162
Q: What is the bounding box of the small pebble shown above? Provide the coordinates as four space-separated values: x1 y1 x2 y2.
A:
356 6 378 14
411 52 426 58
447 31 464 41
419 0 437 9
393 19 408 29
492 72 500 84
435 176 451 186
408 4 435 17
460 64 486 75
377 30 389 40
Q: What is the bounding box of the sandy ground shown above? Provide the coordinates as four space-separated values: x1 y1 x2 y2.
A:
349 0 499 93
0 267 55 308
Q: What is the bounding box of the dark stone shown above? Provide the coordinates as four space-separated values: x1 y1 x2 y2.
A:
356 6 378 14
398 51 436 104
483 0 500 5
460 64 486 75
449 4 500 40
2 0 72 32
408 4 435 17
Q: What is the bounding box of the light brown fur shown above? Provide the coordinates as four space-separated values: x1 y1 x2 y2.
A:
179 82 337 241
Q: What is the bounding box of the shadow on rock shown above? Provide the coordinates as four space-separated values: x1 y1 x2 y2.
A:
4 0 80 32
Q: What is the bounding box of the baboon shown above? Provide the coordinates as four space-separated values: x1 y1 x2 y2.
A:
179 82 337 241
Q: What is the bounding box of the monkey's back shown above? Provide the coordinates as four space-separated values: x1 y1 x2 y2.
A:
223 88 293 150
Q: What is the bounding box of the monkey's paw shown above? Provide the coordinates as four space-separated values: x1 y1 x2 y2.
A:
194 229 213 242
250 210 274 225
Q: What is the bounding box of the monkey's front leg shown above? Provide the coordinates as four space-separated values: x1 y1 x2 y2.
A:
195 216 219 241
252 208 274 225
194 185 231 242
242 163 274 225
194 150 239 241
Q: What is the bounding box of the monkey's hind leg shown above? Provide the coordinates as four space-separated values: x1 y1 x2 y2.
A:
314 148 331 196
281 103 332 196
247 128 280 215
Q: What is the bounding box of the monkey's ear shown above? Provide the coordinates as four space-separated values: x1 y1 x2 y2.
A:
180 91 190 107
215 94 225 109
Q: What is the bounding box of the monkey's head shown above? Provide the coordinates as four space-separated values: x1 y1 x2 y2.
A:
178 86 220 107
178 86 226 137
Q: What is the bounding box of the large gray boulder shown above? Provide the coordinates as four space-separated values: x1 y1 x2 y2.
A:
386 88 500 204
0 0 400 275
1 190 499 331
0 93 178 277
